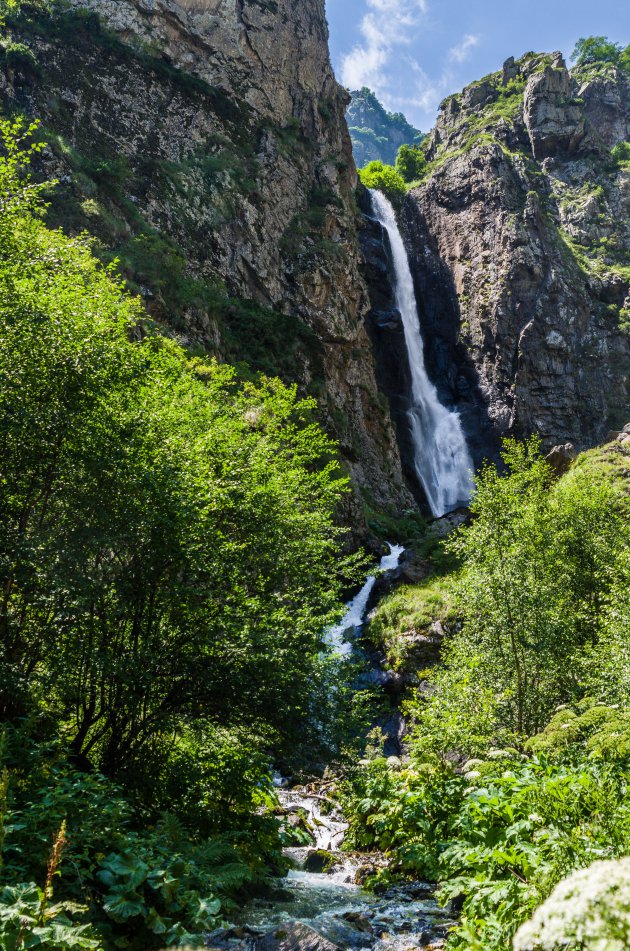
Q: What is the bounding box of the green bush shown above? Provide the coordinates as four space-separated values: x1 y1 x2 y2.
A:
358 160 407 206
572 36 628 67
406 437 629 755
0 116 361 947
344 749 630 951
612 141 630 169
395 144 427 183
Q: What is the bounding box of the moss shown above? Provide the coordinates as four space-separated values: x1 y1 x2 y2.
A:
568 441 630 497
367 572 460 671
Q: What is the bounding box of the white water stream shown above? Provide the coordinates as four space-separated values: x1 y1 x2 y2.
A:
370 190 473 517
326 544 405 657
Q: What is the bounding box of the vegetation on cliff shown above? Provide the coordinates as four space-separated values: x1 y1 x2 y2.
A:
0 120 368 948
347 88 424 167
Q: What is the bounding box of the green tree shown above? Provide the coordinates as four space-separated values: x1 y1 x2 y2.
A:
409 438 628 751
358 160 406 206
571 36 622 65
395 144 427 183
0 116 353 785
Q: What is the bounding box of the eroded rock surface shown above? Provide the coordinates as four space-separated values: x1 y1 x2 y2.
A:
0 0 412 527
403 52 630 456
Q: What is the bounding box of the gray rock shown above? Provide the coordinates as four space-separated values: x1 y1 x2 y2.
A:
253 922 342 951
546 443 577 475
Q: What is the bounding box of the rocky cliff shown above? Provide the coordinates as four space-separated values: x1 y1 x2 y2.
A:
396 52 630 460
0 0 413 527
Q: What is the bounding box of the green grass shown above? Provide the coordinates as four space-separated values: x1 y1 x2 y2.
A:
367 570 460 671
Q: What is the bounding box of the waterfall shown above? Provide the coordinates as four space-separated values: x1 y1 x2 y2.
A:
326 544 405 656
370 190 473 517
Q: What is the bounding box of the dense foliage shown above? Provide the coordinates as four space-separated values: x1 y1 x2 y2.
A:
572 35 630 70
359 142 430 204
358 160 407 206
395 145 427 184
0 118 364 947
345 438 630 950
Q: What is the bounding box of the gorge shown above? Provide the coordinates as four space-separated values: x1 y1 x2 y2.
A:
0 2 629 950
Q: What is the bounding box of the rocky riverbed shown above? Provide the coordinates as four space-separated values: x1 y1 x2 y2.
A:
212 848 455 951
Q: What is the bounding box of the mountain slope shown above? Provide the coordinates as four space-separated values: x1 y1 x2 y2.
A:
398 52 629 458
347 87 424 167
0 0 413 526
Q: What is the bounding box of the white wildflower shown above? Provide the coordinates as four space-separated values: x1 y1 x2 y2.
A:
464 770 481 780
514 858 630 950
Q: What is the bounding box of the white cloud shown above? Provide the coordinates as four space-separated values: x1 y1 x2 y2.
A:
339 3 483 128
340 0 429 94
449 33 480 63
386 57 452 120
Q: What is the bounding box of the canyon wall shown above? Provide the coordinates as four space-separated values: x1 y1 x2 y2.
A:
399 53 629 460
0 0 413 527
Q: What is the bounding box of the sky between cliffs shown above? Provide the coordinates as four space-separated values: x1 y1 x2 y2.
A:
326 0 630 130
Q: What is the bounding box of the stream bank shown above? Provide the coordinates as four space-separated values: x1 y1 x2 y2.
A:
212 545 456 950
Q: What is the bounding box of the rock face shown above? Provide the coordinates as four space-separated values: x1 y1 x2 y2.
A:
524 61 586 159
0 0 412 526
400 52 630 457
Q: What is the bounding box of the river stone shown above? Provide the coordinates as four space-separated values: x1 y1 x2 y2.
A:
253 922 342 951
303 849 336 873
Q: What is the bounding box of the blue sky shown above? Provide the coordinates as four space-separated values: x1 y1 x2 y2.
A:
326 0 630 131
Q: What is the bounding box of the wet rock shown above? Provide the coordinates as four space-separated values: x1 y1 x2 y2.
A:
304 850 337 874
253 922 342 951
340 912 373 934
427 509 469 539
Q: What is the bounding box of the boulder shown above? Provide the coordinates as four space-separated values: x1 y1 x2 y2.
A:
303 849 336 873
253 922 342 951
545 443 577 475
524 64 585 159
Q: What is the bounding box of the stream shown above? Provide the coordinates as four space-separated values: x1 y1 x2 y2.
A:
214 547 456 950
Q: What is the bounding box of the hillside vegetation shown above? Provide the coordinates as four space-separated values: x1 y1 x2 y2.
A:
0 119 367 949
345 434 630 950
347 87 424 167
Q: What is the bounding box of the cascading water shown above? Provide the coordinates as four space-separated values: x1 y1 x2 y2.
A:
326 544 405 657
233 547 456 946
370 190 474 517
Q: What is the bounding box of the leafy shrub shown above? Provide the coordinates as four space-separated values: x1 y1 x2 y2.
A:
525 700 630 762
358 161 407 206
407 437 629 754
344 750 630 951
1 39 39 73
612 141 630 169
0 732 279 947
0 114 360 948
572 36 629 68
395 144 427 183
